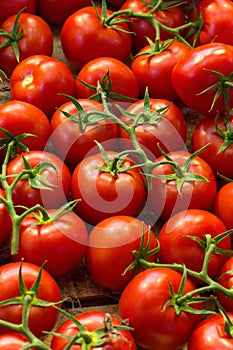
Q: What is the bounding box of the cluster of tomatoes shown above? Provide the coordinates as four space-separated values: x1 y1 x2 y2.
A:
0 0 233 349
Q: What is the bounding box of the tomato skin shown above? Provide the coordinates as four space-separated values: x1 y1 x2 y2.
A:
131 41 191 101
118 267 202 350
12 209 88 277
0 189 12 247
214 182 233 229
85 216 158 291
149 151 217 219
192 115 233 178
187 312 233 350
6 150 71 211
0 13 53 76
158 209 231 282
50 99 118 166
0 0 37 25
51 311 137 350
0 261 61 337
71 152 147 226
172 43 233 116
0 332 36 349
10 55 75 117
61 6 132 70
118 98 187 160
216 257 233 312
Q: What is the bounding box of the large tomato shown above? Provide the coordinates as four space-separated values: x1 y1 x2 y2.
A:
0 188 12 247
214 182 233 229
118 267 202 350
0 261 61 337
215 256 233 312
0 12 53 76
0 0 37 25
10 55 75 117
0 333 36 349
60 6 132 70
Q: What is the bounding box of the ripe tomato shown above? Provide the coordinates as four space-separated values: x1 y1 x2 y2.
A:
50 98 118 166
131 40 191 101
0 261 61 337
172 43 233 116
0 332 36 349
75 57 139 102
6 150 71 211
12 209 88 277
158 209 231 282
0 12 53 76
214 182 233 229
51 311 137 350
118 267 202 350
0 188 12 247
0 0 37 25
0 100 51 160
118 98 187 160
71 152 147 226
215 256 233 312
85 216 158 291
61 6 132 70
10 55 75 117
187 312 233 350
149 150 217 219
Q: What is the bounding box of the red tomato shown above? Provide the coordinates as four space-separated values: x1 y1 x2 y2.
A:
0 261 61 337
192 114 233 178
71 152 147 226
172 43 233 116
0 100 51 160
0 333 36 349
6 150 71 211
50 98 118 166
51 311 137 350
118 267 202 350
0 0 37 25
216 256 233 312
214 182 233 229
12 209 88 277
10 55 75 117
118 98 187 160
0 188 12 247
85 216 158 291
0 13 53 76
75 57 139 102
187 312 233 350
158 209 231 282
61 6 132 70
37 0 90 25
149 150 217 219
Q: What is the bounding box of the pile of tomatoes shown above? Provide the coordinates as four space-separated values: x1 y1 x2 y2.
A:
0 0 233 349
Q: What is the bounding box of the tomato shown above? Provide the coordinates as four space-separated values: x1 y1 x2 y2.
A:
149 150 217 219
214 182 233 229
37 0 90 25
0 100 51 160
51 310 137 350
0 188 12 247
158 209 231 283
71 151 147 226
172 43 233 116
0 0 37 25
216 256 233 312
75 57 139 102
0 332 36 349
131 40 191 101
187 312 233 350
85 215 158 291
50 98 118 166
191 114 233 178
6 150 71 211
120 0 185 53
0 261 61 337
10 55 75 117
118 267 202 350
12 209 88 277
118 98 187 160
60 6 132 70
186 0 233 47
0 12 53 76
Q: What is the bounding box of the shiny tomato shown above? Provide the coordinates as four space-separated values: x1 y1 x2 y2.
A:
0 332 36 349
61 6 132 70
158 209 231 282
216 256 233 312
51 311 137 350
10 55 75 117
0 0 37 25
214 182 233 229
6 150 71 211
50 98 118 166
0 12 53 76
71 152 147 226
118 267 202 350
85 216 158 291
0 261 61 337
0 188 12 247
